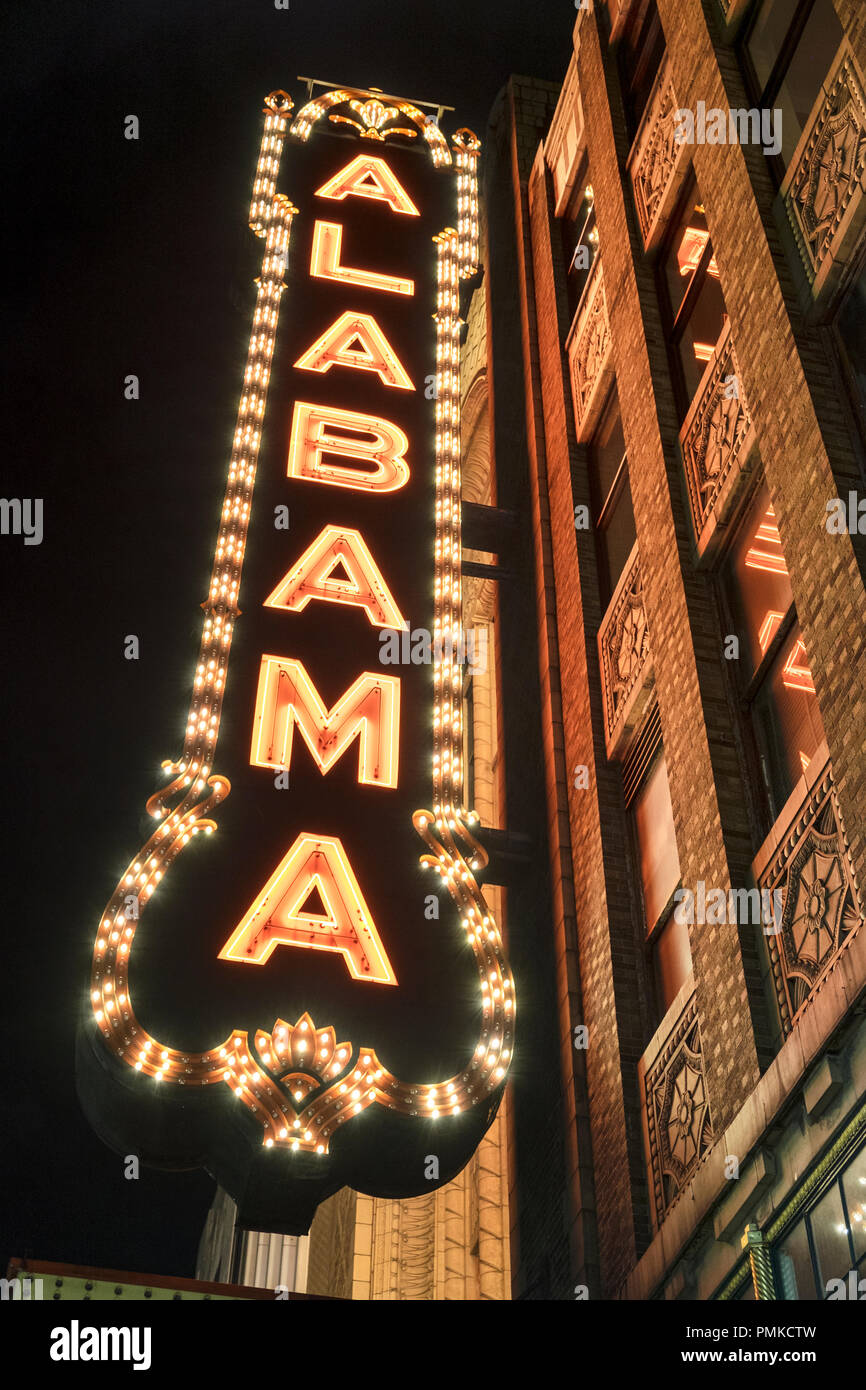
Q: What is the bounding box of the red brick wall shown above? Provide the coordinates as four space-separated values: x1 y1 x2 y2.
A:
500 0 866 1295
654 0 866 969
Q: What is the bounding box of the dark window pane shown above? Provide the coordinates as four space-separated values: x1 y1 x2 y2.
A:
775 0 844 167
633 752 681 930
591 390 626 507
590 388 635 602
618 1 664 140
753 624 825 814
842 1144 866 1262
810 1182 852 1291
601 474 637 599
677 273 727 404
836 260 866 439
630 20 666 135
747 0 801 93
723 483 794 679
776 1220 817 1299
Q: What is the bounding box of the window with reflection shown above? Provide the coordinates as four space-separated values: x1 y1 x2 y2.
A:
773 1139 866 1299
588 385 637 607
561 177 598 323
630 741 691 1021
660 177 729 420
721 481 825 827
740 0 844 176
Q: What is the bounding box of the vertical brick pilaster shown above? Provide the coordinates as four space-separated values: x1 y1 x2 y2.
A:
656 0 866 982
526 143 653 1292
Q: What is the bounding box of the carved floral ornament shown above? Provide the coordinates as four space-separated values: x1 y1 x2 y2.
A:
759 769 863 1033
569 258 612 440
598 545 652 750
679 320 756 549
784 44 866 289
629 53 686 248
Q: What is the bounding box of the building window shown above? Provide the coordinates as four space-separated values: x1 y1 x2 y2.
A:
626 711 691 1020
561 178 598 323
721 481 825 827
740 0 844 176
615 0 666 145
774 1138 866 1299
660 175 729 420
588 385 637 607
833 252 866 463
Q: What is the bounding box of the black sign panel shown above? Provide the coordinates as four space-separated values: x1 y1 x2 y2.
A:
78 89 511 1232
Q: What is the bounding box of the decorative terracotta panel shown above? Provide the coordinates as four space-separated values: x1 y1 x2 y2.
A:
567 256 613 443
755 757 864 1037
781 41 866 306
545 54 584 217
627 52 689 251
642 992 713 1227
679 319 757 560
597 542 654 759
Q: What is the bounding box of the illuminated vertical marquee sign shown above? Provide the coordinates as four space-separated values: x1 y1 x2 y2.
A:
78 88 514 1228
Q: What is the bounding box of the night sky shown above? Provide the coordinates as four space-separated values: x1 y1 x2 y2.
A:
1 0 571 1281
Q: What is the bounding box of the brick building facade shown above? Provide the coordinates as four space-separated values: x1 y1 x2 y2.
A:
496 0 866 1300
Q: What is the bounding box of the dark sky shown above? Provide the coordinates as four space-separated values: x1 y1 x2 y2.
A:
0 0 571 1281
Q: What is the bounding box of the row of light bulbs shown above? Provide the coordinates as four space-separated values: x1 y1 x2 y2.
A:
89 104 295 1096
91 91 513 1151
290 88 452 169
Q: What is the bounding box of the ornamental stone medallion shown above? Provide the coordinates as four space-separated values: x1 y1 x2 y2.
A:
629 53 687 249
679 321 756 555
646 999 712 1222
568 259 612 440
758 769 863 1031
784 43 866 296
598 545 652 756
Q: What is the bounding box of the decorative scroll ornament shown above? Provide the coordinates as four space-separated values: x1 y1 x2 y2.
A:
291 86 452 167
85 89 508 1168
329 96 417 143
